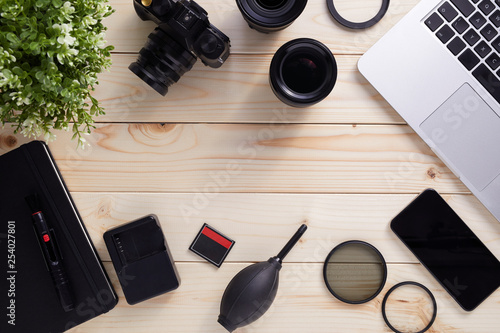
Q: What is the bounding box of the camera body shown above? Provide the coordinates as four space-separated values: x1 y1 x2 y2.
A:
130 0 231 95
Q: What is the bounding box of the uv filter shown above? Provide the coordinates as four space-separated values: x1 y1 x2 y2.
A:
323 240 387 304
382 282 437 333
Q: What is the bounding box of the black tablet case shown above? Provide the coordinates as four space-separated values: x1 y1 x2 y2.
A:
0 141 117 332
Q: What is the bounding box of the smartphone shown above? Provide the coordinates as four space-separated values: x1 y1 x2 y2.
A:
391 189 500 311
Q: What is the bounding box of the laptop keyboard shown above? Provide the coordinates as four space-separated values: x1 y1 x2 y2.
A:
424 0 500 104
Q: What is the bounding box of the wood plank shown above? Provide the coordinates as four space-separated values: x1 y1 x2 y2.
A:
73 193 500 264
93 54 402 124
68 262 500 332
105 0 418 54
0 124 469 193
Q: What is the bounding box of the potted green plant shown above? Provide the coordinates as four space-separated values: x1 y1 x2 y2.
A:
0 0 114 146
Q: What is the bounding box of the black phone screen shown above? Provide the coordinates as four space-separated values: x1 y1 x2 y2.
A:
391 189 500 311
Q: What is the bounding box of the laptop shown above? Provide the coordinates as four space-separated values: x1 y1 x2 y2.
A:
358 0 500 221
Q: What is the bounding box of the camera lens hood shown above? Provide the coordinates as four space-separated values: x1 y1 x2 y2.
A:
269 38 337 107
236 0 307 33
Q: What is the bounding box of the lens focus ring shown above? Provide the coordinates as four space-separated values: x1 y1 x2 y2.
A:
129 28 197 96
236 0 307 33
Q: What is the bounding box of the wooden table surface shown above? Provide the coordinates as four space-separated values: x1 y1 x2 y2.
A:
2 0 500 332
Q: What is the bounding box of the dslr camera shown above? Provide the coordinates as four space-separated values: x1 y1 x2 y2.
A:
129 0 231 95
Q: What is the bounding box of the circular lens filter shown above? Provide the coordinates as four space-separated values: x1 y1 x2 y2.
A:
382 282 437 333
326 0 390 29
323 240 387 304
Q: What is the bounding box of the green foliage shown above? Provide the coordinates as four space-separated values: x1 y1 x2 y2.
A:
0 0 114 145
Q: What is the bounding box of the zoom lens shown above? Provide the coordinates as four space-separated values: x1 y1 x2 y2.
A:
256 0 286 9
270 38 337 107
129 28 197 96
236 0 307 33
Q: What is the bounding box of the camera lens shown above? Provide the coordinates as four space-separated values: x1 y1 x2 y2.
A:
236 0 307 33
270 38 337 107
282 53 326 93
256 0 286 9
129 28 197 96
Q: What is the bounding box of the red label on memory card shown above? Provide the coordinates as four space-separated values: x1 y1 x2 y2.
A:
189 223 235 267
201 226 233 249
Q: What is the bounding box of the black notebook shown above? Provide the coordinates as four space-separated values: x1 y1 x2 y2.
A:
0 141 117 332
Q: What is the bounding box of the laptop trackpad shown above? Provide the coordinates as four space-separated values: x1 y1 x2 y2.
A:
420 83 500 191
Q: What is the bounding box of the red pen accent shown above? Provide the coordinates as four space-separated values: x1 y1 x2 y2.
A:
25 193 74 312
202 226 232 249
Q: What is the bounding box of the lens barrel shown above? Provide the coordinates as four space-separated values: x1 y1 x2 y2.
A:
236 0 307 33
129 28 197 96
269 38 337 107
